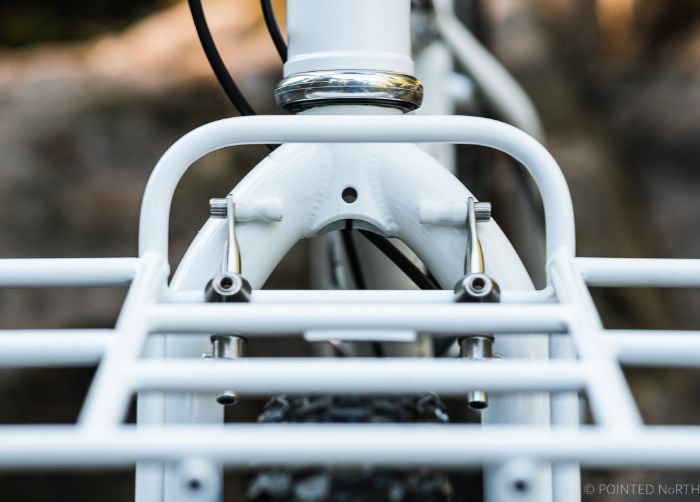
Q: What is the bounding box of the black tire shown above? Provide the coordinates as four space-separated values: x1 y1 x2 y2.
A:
247 394 453 502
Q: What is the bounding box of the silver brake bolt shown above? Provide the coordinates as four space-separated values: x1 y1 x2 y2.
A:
203 272 251 406
205 196 249 406
208 334 246 406
459 335 494 409
457 198 496 409
454 272 500 410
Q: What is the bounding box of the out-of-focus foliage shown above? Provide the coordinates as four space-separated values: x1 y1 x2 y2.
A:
0 0 176 47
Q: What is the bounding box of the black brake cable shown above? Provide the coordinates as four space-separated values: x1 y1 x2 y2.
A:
188 0 277 150
341 223 386 357
260 0 288 62
188 0 256 115
358 230 440 290
341 223 366 290
359 229 444 357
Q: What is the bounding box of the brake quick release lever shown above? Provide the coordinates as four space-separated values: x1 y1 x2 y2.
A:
456 197 499 410
202 195 250 406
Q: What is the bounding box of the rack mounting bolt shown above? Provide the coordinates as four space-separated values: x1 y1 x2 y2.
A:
204 272 252 303
453 273 501 303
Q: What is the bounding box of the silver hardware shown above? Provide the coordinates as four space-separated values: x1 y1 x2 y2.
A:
211 334 245 360
203 273 249 403
465 197 482 274
208 334 246 406
454 272 500 410
209 198 227 218
203 188 249 404
225 195 240 273
474 201 492 222
459 335 495 410
209 196 242 272
460 335 494 359
453 273 501 304
204 272 252 303
275 70 424 113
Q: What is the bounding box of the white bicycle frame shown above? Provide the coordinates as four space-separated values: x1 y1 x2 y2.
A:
1 2 700 502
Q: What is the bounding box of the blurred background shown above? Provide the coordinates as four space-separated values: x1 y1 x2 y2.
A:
1 0 699 500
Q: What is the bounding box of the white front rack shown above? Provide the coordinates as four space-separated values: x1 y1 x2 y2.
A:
1 115 699 502
1 253 700 467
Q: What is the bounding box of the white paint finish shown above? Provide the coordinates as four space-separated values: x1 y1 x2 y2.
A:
477 215 553 501
0 257 138 287
285 0 413 75
79 251 169 428
232 198 283 222
4 426 700 468
304 329 417 343
550 251 642 429
132 359 585 394
139 113 559 499
146 303 568 334
0 252 699 494
158 220 227 502
131 112 568 502
0 330 111 366
163 288 555 304
577 257 700 287
137 115 575 266
549 334 582 502
227 140 531 288
5 325 700 369
608 331 700 366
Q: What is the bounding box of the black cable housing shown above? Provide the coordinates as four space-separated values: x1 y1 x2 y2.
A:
188 0 257 116
341 225 366 290
358 230 440 290
341 225 384 357
260 0 288 62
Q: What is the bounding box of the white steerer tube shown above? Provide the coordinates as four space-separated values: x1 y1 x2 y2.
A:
285 0 413 76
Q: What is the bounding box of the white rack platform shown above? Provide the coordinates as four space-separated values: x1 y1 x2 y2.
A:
0 253 699 468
